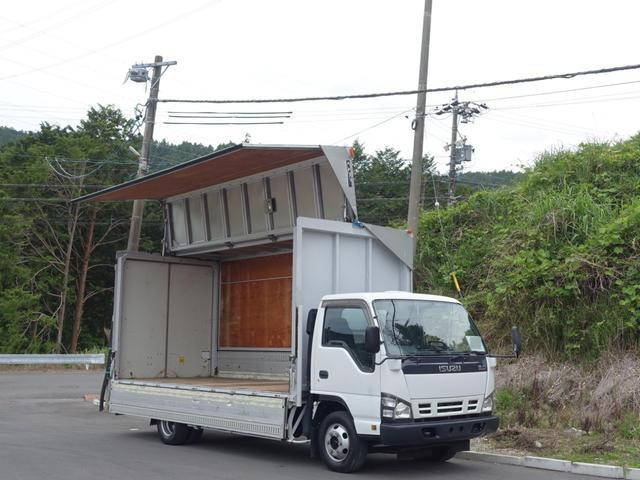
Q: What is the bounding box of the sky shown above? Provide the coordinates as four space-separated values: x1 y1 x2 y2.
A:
1 0 640 174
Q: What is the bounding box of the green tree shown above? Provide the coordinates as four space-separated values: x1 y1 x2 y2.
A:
352 140 437 225
0 106 234 353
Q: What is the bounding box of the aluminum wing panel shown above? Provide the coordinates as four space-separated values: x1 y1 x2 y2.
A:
320 145 357 217
363 222 414 269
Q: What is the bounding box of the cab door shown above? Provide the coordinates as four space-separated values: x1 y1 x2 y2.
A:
311 300 381 434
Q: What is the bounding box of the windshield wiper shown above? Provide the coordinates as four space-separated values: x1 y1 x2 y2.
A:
449 350 486 356
375 350 447 365
447 352 487 363
410 348 448 356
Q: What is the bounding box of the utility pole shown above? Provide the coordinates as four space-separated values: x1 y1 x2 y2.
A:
407 0 433 243
126 55 176 251
447 91 459 205
433 93 486 205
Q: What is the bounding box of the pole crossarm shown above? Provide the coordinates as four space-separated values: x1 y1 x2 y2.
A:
133 61 177 68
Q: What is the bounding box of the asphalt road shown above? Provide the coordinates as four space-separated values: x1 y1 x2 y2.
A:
0 371 600 480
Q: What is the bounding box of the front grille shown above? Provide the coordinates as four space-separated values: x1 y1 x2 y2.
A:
437 401 463 413
417 403 432 415
414 396 483 418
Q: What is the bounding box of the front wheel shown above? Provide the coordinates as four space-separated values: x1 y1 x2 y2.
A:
319 411 368 473
157 420 193 445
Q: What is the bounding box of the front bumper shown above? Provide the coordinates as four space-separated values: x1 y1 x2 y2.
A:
380 415 499 447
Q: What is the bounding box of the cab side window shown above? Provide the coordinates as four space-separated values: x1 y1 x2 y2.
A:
322 306 373 371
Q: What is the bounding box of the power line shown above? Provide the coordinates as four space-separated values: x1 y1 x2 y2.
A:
0 2 153 100
2 148 229 168
0 197 74 202
157 63 640 104
455 172 519 183
332 108 414 144
1 81 88 110
0 183 107 188
0 0 89 35
358 196 447 202
2 141 226 167
0 195 445 203
1 103 410 115
0 0 119 52
42 220 160 226
0 1 219 82
168 111 293 115
167 114 291 119
493 92 640 111
447 178 502 188
0 50 140 105
0 197 140 203
164 121 285 126
1 152 139 165
490 110 606 135
357 177 510 187
484 112 595 137
477 79 640 103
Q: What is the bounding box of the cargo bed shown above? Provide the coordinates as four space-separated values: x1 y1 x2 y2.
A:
109 377 290 440
120 376 290 396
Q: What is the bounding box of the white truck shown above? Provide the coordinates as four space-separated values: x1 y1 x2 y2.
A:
78 144 512 473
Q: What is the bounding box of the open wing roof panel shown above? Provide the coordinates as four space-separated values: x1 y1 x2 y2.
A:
73 144 324 203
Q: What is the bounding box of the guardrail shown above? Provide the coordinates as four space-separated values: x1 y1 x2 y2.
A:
0 354 105 368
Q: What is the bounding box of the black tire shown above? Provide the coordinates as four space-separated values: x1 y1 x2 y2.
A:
157 420 193 445
187 427 204 444
318 411 368 473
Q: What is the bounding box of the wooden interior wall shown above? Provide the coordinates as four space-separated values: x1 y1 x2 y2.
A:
219 253 292 348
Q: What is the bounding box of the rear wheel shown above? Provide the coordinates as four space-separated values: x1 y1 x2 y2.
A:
157 420 193 445
319 411 368 473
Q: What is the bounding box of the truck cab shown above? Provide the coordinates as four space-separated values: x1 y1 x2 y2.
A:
309 291 498 472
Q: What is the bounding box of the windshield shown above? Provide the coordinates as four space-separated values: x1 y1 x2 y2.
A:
372 299 485 356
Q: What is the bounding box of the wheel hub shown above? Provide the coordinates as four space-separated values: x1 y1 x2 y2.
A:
160 421 176 437
324 423 350 462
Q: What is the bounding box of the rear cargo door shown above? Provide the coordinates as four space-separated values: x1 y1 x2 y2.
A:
112 253 217 379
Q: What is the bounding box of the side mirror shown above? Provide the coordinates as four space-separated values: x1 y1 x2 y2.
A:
306 309 318 336
511 326 522 357
364 326 381 354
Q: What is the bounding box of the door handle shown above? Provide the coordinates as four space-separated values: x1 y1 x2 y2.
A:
319 370 329 379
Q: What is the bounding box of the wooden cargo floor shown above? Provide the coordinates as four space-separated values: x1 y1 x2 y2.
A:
133 376 289 393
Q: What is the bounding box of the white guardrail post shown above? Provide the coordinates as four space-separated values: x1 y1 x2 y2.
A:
0 354 105 370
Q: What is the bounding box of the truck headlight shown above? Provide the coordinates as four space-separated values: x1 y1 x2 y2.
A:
381 393 412 420
482 391 494 412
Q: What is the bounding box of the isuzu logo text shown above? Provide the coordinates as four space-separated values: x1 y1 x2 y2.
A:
438 364 462 373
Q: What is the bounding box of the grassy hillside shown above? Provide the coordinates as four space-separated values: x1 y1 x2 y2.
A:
416 135 640 358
